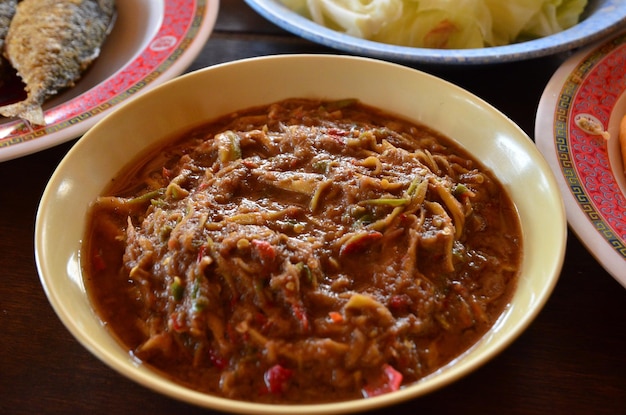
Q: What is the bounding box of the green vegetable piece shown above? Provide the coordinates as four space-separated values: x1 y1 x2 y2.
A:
453 183 470 197
171 276 184 301
297 262 315 285
130 188 165 204
406 176 423 197
359 198 409 207
193 296 209 312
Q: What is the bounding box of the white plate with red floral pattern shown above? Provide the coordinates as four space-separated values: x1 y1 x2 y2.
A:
536 31 626 288
0 0 219 162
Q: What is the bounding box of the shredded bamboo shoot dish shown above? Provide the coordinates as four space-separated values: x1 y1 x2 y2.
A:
84 98 522 404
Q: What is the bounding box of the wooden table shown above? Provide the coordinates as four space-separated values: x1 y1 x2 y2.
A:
1 2 624 414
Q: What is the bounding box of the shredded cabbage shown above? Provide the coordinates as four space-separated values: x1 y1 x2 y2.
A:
280 0 588 48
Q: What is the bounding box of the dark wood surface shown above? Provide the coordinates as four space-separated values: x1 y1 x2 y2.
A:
1 1 625 414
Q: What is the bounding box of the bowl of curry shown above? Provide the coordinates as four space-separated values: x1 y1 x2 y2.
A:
35 54 566 414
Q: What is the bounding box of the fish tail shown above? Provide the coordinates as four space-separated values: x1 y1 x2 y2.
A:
0 99 44 126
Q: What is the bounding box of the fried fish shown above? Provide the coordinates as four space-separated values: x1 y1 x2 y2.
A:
0 0 116 126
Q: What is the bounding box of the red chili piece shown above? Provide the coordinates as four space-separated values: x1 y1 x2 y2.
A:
208 349 227 370
197 245 206 263
291 302 310 332
161 166 176 182
251 239 276 266
264 364 294 395
362 364 403 398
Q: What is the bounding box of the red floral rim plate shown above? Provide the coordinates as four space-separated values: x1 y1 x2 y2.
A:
536 31 626 288
0 0 220 162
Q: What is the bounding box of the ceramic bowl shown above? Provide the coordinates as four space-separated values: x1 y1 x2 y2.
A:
245 0 626 65
35 54 566 414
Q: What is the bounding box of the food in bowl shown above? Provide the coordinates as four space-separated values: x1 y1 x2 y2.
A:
279 0 588 49
84 97 522 404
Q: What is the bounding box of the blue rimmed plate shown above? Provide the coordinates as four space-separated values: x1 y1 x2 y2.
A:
245 0 626 65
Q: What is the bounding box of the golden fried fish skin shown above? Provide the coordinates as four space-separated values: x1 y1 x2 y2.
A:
0 0 116 126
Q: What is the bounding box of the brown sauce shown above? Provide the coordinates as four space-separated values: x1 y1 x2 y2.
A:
0 61 26 107
84 98 522 404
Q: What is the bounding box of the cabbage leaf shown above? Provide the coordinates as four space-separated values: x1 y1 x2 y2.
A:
519 0 588 40
280 0 588 48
